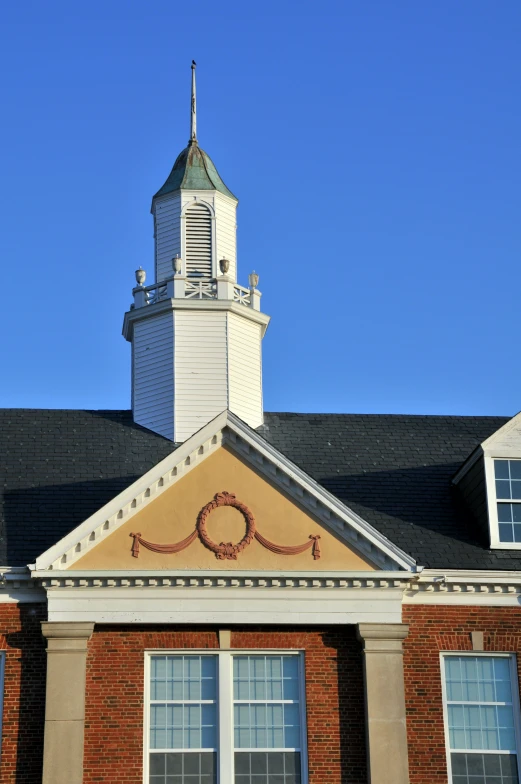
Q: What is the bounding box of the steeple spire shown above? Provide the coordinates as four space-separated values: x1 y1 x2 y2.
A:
190 60 197 144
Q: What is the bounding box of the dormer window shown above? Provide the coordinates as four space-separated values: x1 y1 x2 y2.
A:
494 460 521 543
454 413 521 550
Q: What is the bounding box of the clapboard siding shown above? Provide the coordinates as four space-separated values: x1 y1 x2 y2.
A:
154 192 237 284
133 313 175 440
174 311 228 441
214 192 237 280
154 194 182 281
228 313 263 428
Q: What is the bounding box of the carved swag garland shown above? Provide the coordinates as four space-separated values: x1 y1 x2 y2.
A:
130 491 321 561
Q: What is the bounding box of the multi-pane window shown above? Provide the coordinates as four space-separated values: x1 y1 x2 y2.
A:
234 655 302 784
442 655 521 784
147 653 306 784
495 460 521 543
149 655 217 783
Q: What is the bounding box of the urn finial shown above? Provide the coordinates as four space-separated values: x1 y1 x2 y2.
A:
135 267 146 287
173 254 182 275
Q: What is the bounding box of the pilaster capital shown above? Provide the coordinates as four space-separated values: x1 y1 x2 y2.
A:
41 622 94 653
357 622 409 653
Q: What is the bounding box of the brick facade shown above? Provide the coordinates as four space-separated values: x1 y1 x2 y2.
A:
403 604 521 784
0 603 46 784
83 626 367 784
2 607 521 783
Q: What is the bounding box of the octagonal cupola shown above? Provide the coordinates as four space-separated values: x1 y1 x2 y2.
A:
123 63 270 443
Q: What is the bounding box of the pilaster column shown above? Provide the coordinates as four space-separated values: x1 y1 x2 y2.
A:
41 622 94 784
357 623 410 784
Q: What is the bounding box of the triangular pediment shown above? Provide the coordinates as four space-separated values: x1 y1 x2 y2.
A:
69 446 374 571
33 411 416 573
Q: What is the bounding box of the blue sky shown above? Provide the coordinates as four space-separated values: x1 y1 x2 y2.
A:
0 0 519 416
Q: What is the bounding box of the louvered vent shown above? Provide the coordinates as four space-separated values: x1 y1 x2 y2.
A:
185 203 212 278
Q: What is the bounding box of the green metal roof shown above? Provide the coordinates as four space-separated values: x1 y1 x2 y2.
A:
153 141 237 202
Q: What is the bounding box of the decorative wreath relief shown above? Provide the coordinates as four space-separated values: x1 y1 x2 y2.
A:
130 490 321 561
197 491 256 560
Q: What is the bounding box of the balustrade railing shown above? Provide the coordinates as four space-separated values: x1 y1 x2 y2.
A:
232 284 251 306
132 276 260 312
145 283 168 305
185 280 216 299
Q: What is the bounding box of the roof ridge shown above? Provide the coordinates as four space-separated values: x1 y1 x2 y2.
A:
264 412 511 421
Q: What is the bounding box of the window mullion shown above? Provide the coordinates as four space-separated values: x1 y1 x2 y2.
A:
218 652 233 783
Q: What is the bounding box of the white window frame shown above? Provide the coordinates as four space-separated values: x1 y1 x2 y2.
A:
485 456 521 549
440 652 521 782
143 649 309 784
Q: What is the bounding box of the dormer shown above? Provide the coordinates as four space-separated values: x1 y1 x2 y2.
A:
453 411 521 548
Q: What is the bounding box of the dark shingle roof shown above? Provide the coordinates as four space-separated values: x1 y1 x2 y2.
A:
0 408 517 570
0 410 175 567
261 412 515 570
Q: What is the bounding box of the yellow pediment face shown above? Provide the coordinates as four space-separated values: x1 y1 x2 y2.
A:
72 446 375 571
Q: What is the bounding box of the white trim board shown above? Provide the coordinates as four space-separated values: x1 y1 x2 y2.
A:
43 585 405 625
33 411 417 573
33 569 411 623
404 567 521 605
122 297 271 343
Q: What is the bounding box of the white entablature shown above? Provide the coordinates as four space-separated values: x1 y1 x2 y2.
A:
123 64 269 442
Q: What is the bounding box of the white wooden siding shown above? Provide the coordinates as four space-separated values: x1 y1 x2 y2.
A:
174 310 228 441
154 191 236 284
154 193 181 282
227 312 263 428
133 313 175 440
214 192 237 281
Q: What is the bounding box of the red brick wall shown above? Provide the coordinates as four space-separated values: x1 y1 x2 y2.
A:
0 603 47 784
403 604 521 784
83 626 367 784
6 604 519 784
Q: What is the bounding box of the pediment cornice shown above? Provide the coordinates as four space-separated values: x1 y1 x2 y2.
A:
32 411 417 573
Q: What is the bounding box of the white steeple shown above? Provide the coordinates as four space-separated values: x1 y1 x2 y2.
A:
123 64 270 442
